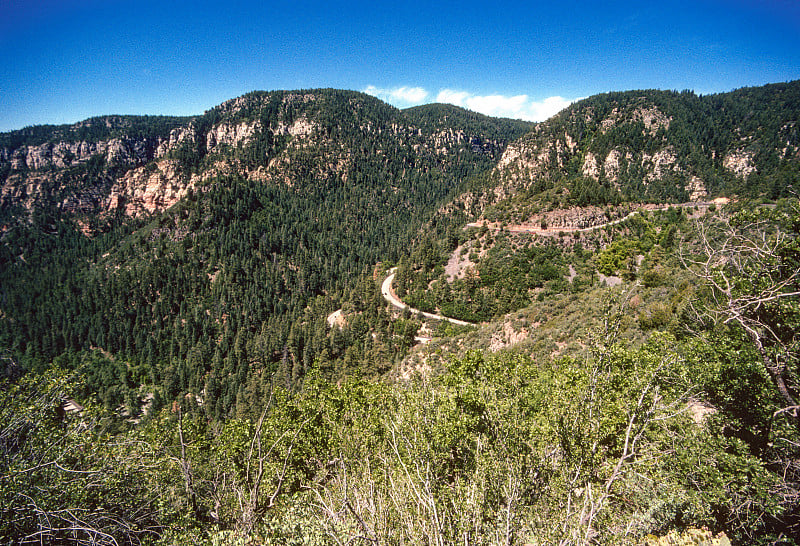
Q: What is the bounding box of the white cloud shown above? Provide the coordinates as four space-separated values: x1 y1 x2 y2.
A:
364 85 429 106
436 89 574 122
435 89 471 105
365 85 577 122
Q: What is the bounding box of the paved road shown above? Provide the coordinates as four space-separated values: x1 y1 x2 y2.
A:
381 268 474 327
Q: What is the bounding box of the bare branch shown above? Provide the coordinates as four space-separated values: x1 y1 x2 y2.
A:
682 208 800 429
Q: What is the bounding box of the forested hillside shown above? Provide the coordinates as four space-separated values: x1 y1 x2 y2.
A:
0 89 531 416
460 81 800 224
1 83 799 545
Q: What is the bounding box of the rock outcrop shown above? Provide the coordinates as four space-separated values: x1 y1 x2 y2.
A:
6 137 154 171
155 126 197 158
723 149 756 179
105 160 195 216
206 121 260 153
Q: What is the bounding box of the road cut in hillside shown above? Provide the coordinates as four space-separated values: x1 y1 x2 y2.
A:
381 268 474 327
466 209 643 234
466 199 729 235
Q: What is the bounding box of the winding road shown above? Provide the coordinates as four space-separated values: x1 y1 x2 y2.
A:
381 268 474 327
379 201 727 329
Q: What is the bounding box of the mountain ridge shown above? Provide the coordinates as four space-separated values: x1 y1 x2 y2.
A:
0 89 532 221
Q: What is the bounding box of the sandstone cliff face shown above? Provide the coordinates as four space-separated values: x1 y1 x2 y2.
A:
603 149 629 182
598 105 671 136
487 85 800 215
0 94 318 217
5 137 153 171
642 147 679 182
687 176 707 201
578 149 633 184
205 121 260 153
155 126 197 158
276 117 316 138
105 160 196 216
1 133 191 217
496 133 568 184
582 152 600 180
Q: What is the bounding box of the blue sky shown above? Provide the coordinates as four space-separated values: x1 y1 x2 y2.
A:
1 0 798 132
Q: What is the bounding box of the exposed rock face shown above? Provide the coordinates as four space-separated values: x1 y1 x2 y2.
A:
0 97 301 217
573 145 681 186
603 149 627 182
2 171 66 212
276 117 316 138
527 205 628 231
1 134 191 216
7 137 154 171
106 160 195 217
496 136 563 184
687 175 707 201
490 96 692 207
582 152 600 180
206 121 260 153
496 130 684 191
598 104 671 136
642 147 679 182
484 84 800 218
155 126 197 157
496 143 523 171
723 150 756 178
632 105 671 135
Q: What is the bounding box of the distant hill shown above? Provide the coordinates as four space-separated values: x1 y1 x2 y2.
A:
1 82 799 395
